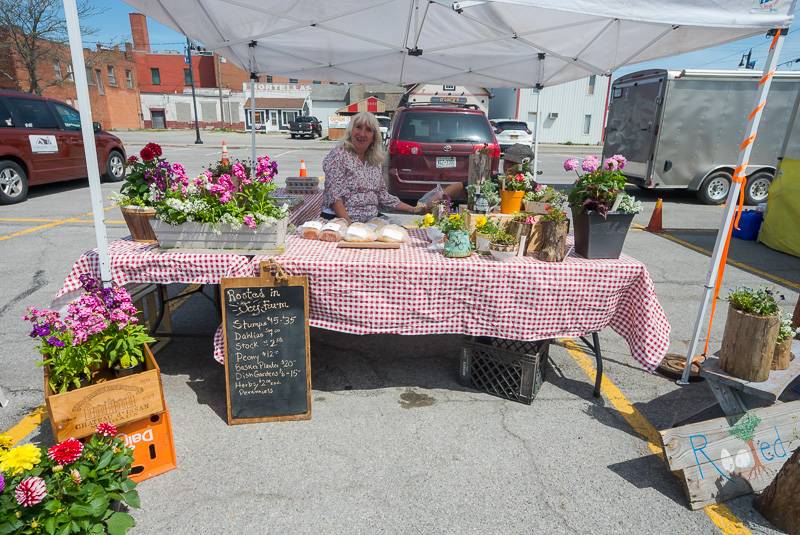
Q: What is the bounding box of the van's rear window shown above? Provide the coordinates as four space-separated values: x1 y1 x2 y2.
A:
398 112 493 143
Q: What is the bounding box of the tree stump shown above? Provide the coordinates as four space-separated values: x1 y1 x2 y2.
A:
793 298 800 336
772 338 793 370
754 446 800 535
538 220 569 262
719 305 780 382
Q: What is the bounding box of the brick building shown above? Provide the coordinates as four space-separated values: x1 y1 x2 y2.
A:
0 27 143 129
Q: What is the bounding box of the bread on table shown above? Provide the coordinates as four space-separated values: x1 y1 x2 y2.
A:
344 222 378 242
319 218 349 242
377 224 409 243
299 220 323 240
367 217 388 231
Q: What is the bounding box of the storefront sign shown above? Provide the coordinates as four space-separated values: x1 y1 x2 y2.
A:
28 135 58 153
328 115 350 129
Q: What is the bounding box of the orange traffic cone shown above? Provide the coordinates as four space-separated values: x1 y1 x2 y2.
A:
299 160 308 177
646 198 663 233
221 140 229 166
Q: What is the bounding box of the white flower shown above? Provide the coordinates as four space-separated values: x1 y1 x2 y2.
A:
616 193 643 214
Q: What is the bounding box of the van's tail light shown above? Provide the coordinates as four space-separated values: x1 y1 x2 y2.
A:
389 140 423 155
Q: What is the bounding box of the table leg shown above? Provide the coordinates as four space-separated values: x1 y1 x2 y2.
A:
579 332 604 398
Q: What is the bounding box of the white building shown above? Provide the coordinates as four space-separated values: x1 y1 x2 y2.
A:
243 83 311 132
490 76 610 145
140 88 245 129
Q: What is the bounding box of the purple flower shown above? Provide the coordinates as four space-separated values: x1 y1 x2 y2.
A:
603 158 619 171
0 473 4 494
78 274 100 292
30 324 51 338
46 337 65 347
581 156 600 173
243 215 257 230
611 154 627 170
563 158 580 172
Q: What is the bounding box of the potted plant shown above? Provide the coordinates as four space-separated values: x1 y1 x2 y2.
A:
114 142 167 243
473 216 501 254
149 155 289 252
773 312 798 370
499 172 530 214
417 196 453 245
439 213 472 258
0 423 139 534
538 204 570 262
25 275 165 441
524 184 560 214
466 178 500 213
719 287 782 382
489 231 519 261
566 154 642 259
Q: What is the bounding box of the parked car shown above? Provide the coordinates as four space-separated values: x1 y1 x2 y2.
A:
387 103 500 201
0 90 126 204
491 119 533 152
376 115 391 141
289 116 322 138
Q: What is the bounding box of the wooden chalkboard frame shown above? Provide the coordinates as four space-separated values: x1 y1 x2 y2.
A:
220 268 312 425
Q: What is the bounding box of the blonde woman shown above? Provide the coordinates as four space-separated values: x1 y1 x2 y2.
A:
322 112 422 223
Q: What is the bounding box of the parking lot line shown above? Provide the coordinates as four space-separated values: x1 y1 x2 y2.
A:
0 217 57 223
561 339 751 535
2 405 47 445
0 206 116 242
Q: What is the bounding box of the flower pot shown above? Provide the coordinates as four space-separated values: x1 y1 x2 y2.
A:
719 305 780 382
772 338 794 371
571 209 634 259
151 218 288 253
425 226 444 243
489 242 518 261
120 205 157 243
112 361 145 378
524 200 550 214
475 232 492 254
538 220 570 262
444 230 472 258
499 189 525 214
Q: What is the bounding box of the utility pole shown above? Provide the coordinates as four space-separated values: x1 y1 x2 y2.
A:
215 53 225 127
186 37 203 144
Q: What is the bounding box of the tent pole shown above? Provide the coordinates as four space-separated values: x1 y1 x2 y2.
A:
679 28 786 385
533 52 545 178
249 41 257 164
62 0 111 287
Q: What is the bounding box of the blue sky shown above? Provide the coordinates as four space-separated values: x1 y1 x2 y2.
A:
87 1 800 79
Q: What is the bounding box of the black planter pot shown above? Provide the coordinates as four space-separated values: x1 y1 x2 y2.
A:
571 209 634 259
112 361 144 378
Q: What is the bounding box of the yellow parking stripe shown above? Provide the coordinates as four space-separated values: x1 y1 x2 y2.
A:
0 206 117 241
2 405 48 445
561 339 752 535
0 217 57 223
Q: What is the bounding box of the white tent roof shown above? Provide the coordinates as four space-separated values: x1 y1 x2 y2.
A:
124 0 794 87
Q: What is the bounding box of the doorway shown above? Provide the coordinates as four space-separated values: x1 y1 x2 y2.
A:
150 109 166 129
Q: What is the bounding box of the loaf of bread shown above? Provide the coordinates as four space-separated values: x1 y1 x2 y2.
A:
367 217 388 231
299 220 323 240
377 224 409 243
344 222 378 242
319 219 348 242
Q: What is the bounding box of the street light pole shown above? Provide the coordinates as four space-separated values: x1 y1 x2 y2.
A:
186 37 203 144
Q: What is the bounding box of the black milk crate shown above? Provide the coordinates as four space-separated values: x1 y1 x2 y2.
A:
285 176 320 194
459 337 549 405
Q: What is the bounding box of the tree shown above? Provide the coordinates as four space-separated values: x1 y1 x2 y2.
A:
0 0 102 94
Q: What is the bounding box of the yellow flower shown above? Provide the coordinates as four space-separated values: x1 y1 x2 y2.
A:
474 215 488 228
0 434 13 451
448 214 461 222
422 213 435 227
0 443 42 475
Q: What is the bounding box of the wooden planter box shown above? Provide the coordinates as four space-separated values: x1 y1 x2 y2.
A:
719 305 780 382
120 206 157 243
151 217 288 253
772 338 794 370
45 345 165 442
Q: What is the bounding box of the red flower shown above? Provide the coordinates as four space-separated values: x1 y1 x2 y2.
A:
145 142 162 157
15 477 47 507
139 146 155 161
96 422 117 437
47 438 84 465
515 173 524 182
127 155 139 164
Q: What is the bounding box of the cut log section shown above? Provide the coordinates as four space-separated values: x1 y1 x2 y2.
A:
719 305 779 382
754 446 800 535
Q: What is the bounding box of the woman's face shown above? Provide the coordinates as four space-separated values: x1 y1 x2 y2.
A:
351 121 375 155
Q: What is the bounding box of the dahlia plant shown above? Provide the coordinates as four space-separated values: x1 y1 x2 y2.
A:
115 142 167 207
0 423 139 535
24 275 155 393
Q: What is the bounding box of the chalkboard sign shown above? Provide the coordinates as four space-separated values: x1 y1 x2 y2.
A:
220 268 311 424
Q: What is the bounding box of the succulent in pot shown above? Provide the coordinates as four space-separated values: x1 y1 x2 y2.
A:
489 230 519 261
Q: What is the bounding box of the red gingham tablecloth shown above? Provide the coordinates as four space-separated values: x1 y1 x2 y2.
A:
57 230 670 372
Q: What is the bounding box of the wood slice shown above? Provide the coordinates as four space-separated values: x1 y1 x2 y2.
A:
538 220 568 262
337 241 401 249
772 338 794 370
719 305 780 382
754 446 800 535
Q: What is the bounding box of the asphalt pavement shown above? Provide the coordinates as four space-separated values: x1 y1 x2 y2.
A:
0 130 797 534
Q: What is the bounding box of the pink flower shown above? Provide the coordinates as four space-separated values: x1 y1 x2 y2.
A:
603 158 619 171
525 215 537 225
514 173 525 182
563 158 580 172
15 477 47 507
611 154 627 170
96 422 117 437
581 156 600 173
243 215 257 230
70 468 81 484
535 183 544 192
47 438 83 465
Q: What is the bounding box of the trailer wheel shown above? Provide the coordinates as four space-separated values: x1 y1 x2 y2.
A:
697 170 731 205
744 171 772 205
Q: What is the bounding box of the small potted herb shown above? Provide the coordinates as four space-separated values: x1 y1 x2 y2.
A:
773 312 798 370
719 287 782 382
473 216 500 254
489 231 519 261
440 213 472 258
566 154 641 258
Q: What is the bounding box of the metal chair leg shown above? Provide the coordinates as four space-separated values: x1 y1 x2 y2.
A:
592 332 603 398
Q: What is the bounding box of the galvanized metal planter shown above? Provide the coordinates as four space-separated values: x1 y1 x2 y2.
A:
151 218 288 254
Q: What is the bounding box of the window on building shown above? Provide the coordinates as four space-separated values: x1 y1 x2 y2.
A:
107 65 117 86
86 67 95 85
587 75 596 95
289 78 298 84
53 61 63 82
312 80 321 84
583 114 592 135
265 75 273 83
66 64 74 82
125 69 134 89
95 69 104 95
184 68 193 86
6 97 58 129
150 68 161 85
52 102 81 131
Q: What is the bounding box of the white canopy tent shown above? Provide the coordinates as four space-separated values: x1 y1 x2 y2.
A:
66 0 793 381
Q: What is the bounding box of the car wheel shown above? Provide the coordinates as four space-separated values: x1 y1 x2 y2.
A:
291 134 296 139
104 150 125 182
744 171 772 205
697 170 732 205
0 160 28 204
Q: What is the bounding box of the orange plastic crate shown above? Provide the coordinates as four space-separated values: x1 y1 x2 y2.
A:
117 410 177 483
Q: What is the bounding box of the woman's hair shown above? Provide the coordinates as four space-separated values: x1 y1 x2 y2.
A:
342 111 385 166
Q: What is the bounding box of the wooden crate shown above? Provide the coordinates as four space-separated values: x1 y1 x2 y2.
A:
45 345 166 442
462 210 545 255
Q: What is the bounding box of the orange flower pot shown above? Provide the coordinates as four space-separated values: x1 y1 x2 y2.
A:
500 189 525 214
